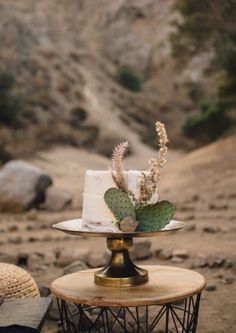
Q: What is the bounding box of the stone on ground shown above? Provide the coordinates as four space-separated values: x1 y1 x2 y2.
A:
63 260 88 274
42 187 73 211
0 160 52 212
131 240 152 260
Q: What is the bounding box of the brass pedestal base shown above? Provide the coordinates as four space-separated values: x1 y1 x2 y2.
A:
94 237 149 288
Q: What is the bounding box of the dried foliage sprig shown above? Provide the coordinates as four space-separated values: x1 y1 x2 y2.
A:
111 141 129 192
111 141 136 203
138 121 168 206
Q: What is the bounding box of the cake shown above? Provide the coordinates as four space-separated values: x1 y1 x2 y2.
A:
81 121 174 233
82 170 158 231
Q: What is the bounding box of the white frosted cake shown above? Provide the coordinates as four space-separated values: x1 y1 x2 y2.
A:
82 170 158 231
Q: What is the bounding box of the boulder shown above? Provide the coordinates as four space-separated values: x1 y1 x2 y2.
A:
0 160 52 212
171 256 184 264
172 249 189 259
130 240 152 260
84 251 108 268
28 252 55 271
158 249 172 261
56 248 89 267
63 260 88 274
42 186 73 211
206 284 217 292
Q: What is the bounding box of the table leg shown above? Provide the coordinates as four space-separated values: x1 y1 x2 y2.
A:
57 293 202 333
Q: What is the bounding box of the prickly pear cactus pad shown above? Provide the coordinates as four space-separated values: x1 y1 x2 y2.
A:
136 201 174 232
104 188 136 225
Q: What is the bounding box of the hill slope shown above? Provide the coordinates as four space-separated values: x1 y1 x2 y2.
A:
0 0 198 160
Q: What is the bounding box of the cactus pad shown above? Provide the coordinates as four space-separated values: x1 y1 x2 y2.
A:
136 200 174 232
104 188 136 224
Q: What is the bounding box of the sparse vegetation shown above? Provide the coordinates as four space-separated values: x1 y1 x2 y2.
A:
70 107 88 128
116 65 142 92
183 99 232 143
172 0 236 143
0 70 24 128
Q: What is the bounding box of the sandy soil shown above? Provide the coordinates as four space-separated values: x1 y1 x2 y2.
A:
1 136 236 333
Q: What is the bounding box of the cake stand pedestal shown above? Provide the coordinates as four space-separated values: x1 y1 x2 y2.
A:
53 219 184 288
95 237 148 287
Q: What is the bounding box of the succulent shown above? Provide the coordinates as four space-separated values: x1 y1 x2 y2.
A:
135 200 174 232
104 188 136 224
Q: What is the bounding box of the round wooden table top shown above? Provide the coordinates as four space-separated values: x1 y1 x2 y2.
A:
51 265 206 307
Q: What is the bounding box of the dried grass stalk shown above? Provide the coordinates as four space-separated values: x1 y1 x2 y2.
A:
111 141 137 203
138 121 168 206
111 141 129 192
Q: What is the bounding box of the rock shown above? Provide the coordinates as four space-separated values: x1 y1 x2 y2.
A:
8 236 23 244
28 253 45 271
130 240 152 260
193 254 228 269
184 215 195 221
153 247 162 257
8 225 18 232
44 252 56 266
26 225 34 231
28 236 39 242
172 249 189 259
206 284 217 291
17 252 29 267
56 248 89 267
0 160 52 212
222 277 234 285
0 252 17 264
63 260 88 274
158 249 172 260
213 273 224 279
225 259 233 269
42 187 73 211
84 251 107 268
207 256 225 268
42 235 53 242
203 226 220 233
193 254 207 268
28 252 55 271
185 223 196 231
26 209 39 221
171 256 184 264
39 286 51 297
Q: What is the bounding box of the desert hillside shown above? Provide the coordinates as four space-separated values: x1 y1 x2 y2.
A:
0 0 202 161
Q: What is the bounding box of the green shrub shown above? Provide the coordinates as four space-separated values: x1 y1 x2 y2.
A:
0 71 23 127
116 65 142 92
70 107 88 128
186 81 204 103
183 99 232 143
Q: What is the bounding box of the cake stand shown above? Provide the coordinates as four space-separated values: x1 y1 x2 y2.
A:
53 219 184 288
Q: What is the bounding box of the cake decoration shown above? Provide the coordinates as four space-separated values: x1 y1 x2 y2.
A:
104 121 175 232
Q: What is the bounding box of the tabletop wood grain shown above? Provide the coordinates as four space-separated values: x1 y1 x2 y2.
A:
51 265 206 307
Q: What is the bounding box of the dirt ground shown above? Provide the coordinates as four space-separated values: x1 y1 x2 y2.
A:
1 136 236 333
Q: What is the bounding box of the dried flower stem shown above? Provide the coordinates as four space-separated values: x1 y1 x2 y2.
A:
111 141 137 203
111 141 129 192
138 121 168 206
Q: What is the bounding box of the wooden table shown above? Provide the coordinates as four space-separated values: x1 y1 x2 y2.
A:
51 265 206 333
